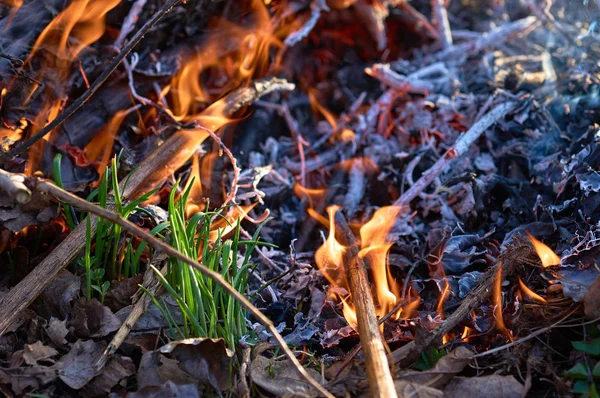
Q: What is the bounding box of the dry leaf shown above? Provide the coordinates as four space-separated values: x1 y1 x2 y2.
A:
398 346 473 389
159 337 234 391
129 380 201 398
84 356 136 396
444 375 524 398
21 341 58 365
137 351 198 389
395 380 445 397
104 275 143 312
584 276 600 319
250 355 320 397
54 339 106 389
70 298 121 338
46 317 69 347
34 270 80 320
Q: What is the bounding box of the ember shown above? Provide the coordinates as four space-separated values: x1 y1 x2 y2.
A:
0 0 599 397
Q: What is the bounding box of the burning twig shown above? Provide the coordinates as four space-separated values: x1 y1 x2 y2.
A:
393 100 516 207
431 0 453 49
113 0 148 49
0 169 335 398
0 0 183 161
284 0 329 47
333 212 398 398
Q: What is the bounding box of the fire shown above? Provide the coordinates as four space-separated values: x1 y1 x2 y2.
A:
526 232 560 268
359 206 401 317
517 277 547 304
492 262 513 341
308 89 356 143
83 110 129 178
167 0 283 122
184 154 204 217
314 205 417 330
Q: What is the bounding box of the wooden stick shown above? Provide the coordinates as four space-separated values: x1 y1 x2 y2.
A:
0 0 182 161
0 78 294 338
1 170 334 398
393 101 515 207
334 212 398 398
431 0 453 48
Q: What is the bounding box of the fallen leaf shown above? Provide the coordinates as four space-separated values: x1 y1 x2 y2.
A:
395 380 444 397
444 375 524 398
129 380 201 398
70 298 121 338
250 355 320 397
53 339 106 389
33 270 80 320
84 356 135 396
398 346 473 389
104 275 143 312
137 351 198 389
584 276 600 319
159 337 234 391
46 317 69 347
21 341 58 365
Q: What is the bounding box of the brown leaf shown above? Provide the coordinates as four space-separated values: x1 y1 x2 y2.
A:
584 276 600 319
33 270 80 320
70 298 121 338
250 355 320 397
84 356 135 396
129 380 201 398
398 346 474 389
53 339 106 390
21 341 58 365
159 337 234 391
46 317 69 347
444 375 524 398
137 351 198 389
395 381 444 397
104 275 143 312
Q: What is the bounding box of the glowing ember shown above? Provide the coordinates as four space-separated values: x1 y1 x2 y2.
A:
526 232 560 268
517 277 547 304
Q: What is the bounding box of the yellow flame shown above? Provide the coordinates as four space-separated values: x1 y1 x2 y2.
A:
526 232 560 267
517 277 547 304
315 206 347 289
493 262 513 341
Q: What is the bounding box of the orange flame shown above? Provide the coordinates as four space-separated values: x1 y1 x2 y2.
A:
493 262 513 341
359 206 401 317
84 110 129 178
517 277 547 304
308 89 356 143
526 232 560 268
184 153 204 217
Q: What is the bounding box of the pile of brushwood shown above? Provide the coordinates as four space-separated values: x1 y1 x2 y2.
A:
0 0 600 396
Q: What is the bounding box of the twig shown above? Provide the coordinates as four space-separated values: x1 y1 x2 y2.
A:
431 0 453 48
284 0 329 47
0 168 31 204
95 254 168 371
366 64 436 94
334 212 398 398
114 0 148 49
393 101 515 207
1 0 183 161
3 170 334 398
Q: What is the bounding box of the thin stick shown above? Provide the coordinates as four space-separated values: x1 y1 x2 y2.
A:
9 171 334 398
1 0 182 161
393 101 515 207
334 212 398 398
431 0 453 48
284 0 329 47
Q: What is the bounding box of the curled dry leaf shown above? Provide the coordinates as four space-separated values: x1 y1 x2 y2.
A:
45 317 69 347
394 381 444 398
398 346 473 389
250 355 321 397
444 375 524 398
70 298 121 338
159 337 234 391
104 274 144 312
34 270 80 320
20 341 58 365
53 339 107 390
84 356 136 396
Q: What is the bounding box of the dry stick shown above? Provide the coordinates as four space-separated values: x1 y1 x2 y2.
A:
9 172 333 398
334 212 398 398
284 0 329 47
431 0 453 48
0 78 294 337
1 0 182 161
393 101 515 207
96 254 168 371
